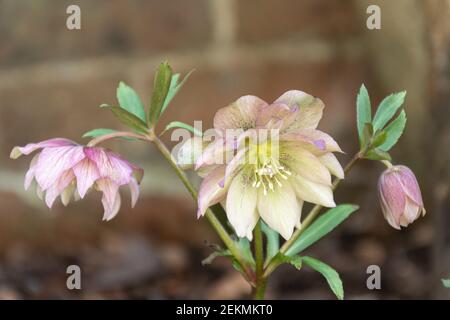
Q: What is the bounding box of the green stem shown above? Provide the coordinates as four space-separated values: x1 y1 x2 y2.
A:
253 221 265 299
151 135 252 277
263 152 362 277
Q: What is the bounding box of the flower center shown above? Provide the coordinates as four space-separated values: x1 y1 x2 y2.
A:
249 142 291 195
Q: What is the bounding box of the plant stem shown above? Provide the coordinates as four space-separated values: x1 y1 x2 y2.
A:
151 135 252 278
253 221 265 299
87 131 148 147
263 152 362 277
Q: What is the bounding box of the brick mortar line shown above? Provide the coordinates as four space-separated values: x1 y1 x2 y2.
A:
0 38 363 90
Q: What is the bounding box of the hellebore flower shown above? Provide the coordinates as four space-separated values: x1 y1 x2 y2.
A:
378 165 425 229
195 91 344 240
11 138 143 221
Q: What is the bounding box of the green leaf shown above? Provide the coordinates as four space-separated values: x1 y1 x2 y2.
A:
370 130 387 149
161 69 194 114
117 82 146 122
372 91 406 131
379 110 407 151
286 204 359 257
148 61 172 127
356 84 372 143
301 256 344 300
365 148 392 161
101 104 149 134
82 128 138 141
162 121 203 137
261 221 280 263
442 279 450 288
360 122 374 151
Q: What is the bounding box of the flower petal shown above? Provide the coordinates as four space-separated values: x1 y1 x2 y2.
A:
395 165 423 206
96 178 121 221
10 138 77 159
378 172 406 226
257 182 301 240
129 177 140 208
24 154 39 190
197 165 227 217
256 103 296 130
319 153 344 179
44 169 75 208
61 183 76 206
214 95 268 134
226 170 259 240
35 146 85 190
281 129 342 153
282 146 332 186
291 174 336 207
195 138 234 170
85 148 133 185
73 158 100 198
275 90 324 130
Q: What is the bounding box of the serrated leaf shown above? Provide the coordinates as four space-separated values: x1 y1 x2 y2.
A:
286 204 359 257
117 82 146 122
356 84 372 143
442 279 450 288
365 148 392 161
162 121 203 137
161 69 194 114
301 256 344 300
82 128 138 141
148 61 172 126
101 104 149 134
360 122 373 151
372 91 406 131
379 110 407 151
261 221 279 263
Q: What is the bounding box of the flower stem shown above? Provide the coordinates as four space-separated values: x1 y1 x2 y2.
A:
263 152 362 278
151 135 253 278
253 221 265 299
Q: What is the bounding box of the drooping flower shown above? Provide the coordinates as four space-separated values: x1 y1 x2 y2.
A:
195 91 344 240
378 165 425 229
11 138 143 221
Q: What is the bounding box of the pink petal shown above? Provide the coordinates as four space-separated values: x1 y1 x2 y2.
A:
197 165 227 218
256 103 296 130
195 138 234 170
73 158 100 198
11 138 77 159
275 90 324 130
44 169 75 208
85 148 133 186
24 154 39 190
281 129 343 153
96 178 121 221
379 172 406 226
396 166 423 206
129 177 140 208
213 95 268 135
35 146 85 190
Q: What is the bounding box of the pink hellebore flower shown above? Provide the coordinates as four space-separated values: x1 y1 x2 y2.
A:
195 91 344 240
378 165 425 229
11 138 143 221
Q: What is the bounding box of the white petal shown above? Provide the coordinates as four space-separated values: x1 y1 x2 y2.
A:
291 175 336 207
226 170 259 240
257 182 301 240
319 153 344 179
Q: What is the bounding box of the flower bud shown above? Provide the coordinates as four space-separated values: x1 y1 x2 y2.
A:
378 165 425 229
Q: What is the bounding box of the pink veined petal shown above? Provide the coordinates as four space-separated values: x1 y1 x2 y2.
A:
213 95 268 135
197 165 227 218
395 166 424 206
72 157 101 198
379 172 406 226
403 199 420 224
44 169 76 208
35 145 85 190
96 178 121 221
10 138 77 159
85 148 133 186
274 90 325 130
24 154 39 190
256 103 297 130
129 177 140 208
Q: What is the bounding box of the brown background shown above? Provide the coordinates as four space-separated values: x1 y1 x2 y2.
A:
0 0 449 299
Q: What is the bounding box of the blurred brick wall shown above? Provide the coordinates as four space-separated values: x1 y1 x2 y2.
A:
0 0 435 253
